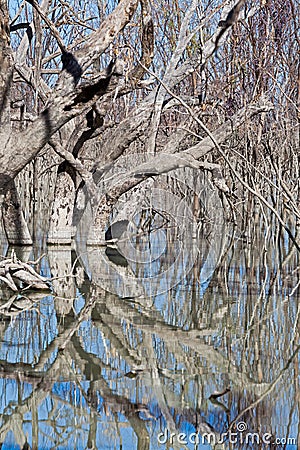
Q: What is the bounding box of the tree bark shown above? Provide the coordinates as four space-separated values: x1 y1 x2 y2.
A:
0 0 140 191
0 0 12 126
2 181 33 245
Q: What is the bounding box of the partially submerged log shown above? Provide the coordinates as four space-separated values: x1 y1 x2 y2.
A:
0 255 50 291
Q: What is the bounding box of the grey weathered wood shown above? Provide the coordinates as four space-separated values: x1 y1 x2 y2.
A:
0 0 140 188
48 172 76 244
2 181 32 245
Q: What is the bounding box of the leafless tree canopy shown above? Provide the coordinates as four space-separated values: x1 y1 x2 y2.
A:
0 0 298 246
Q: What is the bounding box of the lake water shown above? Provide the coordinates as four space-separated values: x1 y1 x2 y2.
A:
0 220 299 449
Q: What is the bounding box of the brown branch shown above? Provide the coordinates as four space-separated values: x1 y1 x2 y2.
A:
128 0 154 83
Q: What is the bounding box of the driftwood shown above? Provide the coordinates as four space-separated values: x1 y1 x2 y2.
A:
0 254 50 291
0 292 48 318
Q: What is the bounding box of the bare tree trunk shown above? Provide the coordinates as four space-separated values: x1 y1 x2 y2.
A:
2 181 32 245
0 0 12 126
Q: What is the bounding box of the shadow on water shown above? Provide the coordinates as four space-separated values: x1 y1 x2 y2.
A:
0 218 299 449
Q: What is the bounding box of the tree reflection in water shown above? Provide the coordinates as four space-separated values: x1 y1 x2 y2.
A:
0 223 299 450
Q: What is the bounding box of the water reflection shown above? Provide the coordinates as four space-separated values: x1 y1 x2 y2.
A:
0 226 299 449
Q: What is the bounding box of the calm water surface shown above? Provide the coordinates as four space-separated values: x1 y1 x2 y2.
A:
0 225 299 449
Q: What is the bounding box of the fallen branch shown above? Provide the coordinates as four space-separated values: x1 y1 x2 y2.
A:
0 253 50 291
